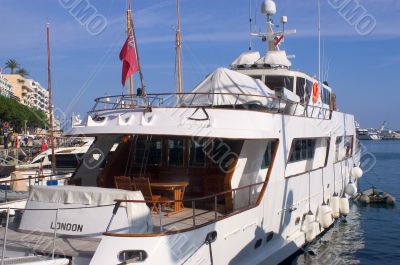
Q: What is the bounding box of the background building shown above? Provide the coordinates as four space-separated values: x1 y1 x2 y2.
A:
3 74 27 103
3 75 50 115
25 79 49 114
0 74 13 98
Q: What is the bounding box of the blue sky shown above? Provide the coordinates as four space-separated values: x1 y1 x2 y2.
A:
1 0 399 129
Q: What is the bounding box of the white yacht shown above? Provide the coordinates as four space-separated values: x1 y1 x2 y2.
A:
0 1 363 264
82 1 361 264
356 128 381 140
11 138 94 181
356 123 381 140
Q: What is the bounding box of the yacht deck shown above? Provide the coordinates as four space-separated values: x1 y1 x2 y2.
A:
151 207 224 233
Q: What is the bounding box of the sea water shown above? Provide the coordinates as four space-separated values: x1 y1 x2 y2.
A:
294 140 400 265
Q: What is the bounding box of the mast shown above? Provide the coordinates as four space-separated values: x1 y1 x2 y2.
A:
175 0 183 97
248 0 253 50
127 0 134 96
46 22 56 175
317 0 322 94
128 0 146 95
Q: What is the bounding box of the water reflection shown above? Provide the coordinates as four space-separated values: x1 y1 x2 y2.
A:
294 204 364 265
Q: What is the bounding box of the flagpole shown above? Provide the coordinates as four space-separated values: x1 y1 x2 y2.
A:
127 0 134 97
130 11 145 95
176 0 183 98
46 22 56 175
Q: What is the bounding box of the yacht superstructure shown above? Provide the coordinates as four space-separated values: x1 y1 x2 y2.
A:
0 1 363 264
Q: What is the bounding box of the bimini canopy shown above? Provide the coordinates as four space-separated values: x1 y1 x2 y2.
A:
181 68 276 108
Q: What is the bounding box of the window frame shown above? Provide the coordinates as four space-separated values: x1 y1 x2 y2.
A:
189 138 207 168
167 138 185 167
288 138 317 163
264 75 295 92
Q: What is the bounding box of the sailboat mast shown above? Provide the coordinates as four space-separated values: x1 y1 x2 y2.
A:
46 22 56 175
317 0 321 86
127 0 134 96
176 0 183 96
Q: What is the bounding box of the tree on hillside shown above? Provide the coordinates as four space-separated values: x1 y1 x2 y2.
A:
4 59 19 74
15 68 29 77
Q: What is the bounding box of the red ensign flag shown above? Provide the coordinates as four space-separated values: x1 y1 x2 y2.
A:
119 32 139 86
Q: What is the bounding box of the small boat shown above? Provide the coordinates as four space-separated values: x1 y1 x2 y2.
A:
354 188 396 206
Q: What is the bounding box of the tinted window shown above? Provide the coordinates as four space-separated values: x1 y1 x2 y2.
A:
134 137 162 166
344 136 354 157
265 76 294 92
305 80 313 102
262 141 277 169
189 139 206 167
296 77 306 103
168 139 184 166
322 87 331 105
48 154 81 169
289 139 316 162
335 136 343 162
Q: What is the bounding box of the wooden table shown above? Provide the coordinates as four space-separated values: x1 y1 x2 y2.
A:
151 181 189 214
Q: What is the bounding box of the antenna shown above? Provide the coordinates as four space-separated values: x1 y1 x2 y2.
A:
176 0 183 97
317 0 322 98
46 22 56 175
248 0 253 50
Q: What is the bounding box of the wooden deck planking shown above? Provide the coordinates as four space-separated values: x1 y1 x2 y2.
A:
151 208 224 232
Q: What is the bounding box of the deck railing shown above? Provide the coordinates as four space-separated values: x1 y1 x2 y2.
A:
106 181 267 236
89 93 333 120
0 174 68 202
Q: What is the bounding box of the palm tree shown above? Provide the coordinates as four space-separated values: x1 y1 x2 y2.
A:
15 68 29 77
5 59 19 74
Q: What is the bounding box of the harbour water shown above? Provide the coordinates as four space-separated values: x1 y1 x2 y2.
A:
293 140 400 265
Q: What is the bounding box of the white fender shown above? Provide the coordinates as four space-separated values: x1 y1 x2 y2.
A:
330 195 340 219
339 197 350 216
304 212 317 242
351 167 363 179
345 182 357 196
319 204 333 229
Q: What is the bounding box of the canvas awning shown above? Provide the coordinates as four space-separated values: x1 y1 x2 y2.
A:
181 68 276 108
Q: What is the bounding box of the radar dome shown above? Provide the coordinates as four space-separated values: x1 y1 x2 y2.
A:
261 0 277 16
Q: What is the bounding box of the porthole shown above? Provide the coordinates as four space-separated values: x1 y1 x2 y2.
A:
118 250 147 263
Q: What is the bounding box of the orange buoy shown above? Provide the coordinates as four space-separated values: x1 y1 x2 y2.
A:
312 82 319 103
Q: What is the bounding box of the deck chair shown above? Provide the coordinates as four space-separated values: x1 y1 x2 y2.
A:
132 177 163 212
114 176 134 191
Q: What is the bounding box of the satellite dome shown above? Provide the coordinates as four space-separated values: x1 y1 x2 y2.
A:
261 0 276 16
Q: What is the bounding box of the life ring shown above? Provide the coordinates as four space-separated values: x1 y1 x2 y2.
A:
312 82 319 103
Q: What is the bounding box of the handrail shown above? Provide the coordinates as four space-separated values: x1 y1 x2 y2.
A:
0 204 115 211
0 173 71 202
106 181 267 236
0 174 70 184
87 93 333 121
115 180 266 205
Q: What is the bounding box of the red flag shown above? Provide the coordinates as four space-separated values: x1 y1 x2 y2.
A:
274 35 284 46
119 32 139 86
